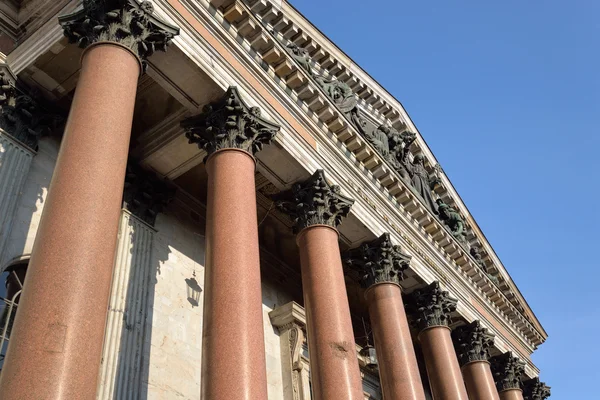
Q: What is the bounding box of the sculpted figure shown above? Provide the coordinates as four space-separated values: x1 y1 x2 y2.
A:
470 247 499 285
436 199 466 243
287 43 313 76
406 154 440 213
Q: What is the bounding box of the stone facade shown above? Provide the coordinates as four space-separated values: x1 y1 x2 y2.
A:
0 0 549 399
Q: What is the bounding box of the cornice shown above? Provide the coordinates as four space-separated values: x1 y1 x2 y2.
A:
146 0 543 364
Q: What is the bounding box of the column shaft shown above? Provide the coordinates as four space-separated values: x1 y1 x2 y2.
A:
462 361 500 400
499 389 525 400
297 225 364 400
420 326 469 400
0 43 140 399
365 283 426 400
0 133 34 263
201 149 268 400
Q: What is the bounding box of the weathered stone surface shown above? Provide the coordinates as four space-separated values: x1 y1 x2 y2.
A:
406 281 457 331
59 0 180 71
181 86 280 161
274 169 354 232
451 320 495 366
343 232 411 288
489 352 525 392
522 377 551 400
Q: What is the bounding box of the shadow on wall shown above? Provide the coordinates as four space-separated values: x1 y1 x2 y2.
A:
1 137 58 270
111 207 206 400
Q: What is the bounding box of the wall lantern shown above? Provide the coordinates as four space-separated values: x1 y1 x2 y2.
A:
361 344 378 369
185 271 202 307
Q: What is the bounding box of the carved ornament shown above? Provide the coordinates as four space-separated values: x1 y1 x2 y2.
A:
451 320 495 366
406 281 457 331
490 352 526 392
343 232 411 288
181 86 280 162
59 0 180 71
123 163 175 225
523 377 551 400
274 169 354 232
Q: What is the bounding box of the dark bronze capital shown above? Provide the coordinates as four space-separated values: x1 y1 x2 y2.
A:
490 352 526 392
343 233 411 288
274 169 354 232
59 0 180 71
123 163 175 226
406 281 457 331
181 86 280 161
452 320 495 366
523 377 551 400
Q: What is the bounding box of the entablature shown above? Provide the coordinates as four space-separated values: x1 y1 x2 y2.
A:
175 0 545 347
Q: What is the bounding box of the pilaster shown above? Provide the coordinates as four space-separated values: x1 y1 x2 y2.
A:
97 165 172 399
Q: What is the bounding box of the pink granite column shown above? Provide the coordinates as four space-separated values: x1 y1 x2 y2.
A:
344 233 426 400
490 352 527 400
181 87 280 400
452 321 500 400
407 281 469 400
0 43 141 399
275 170 363 400
0 4 178 398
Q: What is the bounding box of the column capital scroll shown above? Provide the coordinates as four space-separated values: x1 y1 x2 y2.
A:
489 352 526 392
523 377 551 400
181 86 280 162
406 281 458 331
273 169 354 232
59 0 180 71
451 320 495 366
343 232 411 288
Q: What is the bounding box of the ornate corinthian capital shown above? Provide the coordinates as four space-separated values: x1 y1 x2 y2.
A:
123 163 175 226
523 377 551 400
406 281 457 331
451 320 495 366
489 352 526 392
59 0 180 71
0 70 62 149
274 169 355 232
181 86 280 161
343 233 411 288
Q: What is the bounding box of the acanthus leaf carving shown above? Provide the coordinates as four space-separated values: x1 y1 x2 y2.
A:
406 281 457 331
523 377 551 400
489 352 526 392
59 0 180 71
0 71 63 149
343 232 411 288
273 169 354 232
451 320 495 366
181 86 280 161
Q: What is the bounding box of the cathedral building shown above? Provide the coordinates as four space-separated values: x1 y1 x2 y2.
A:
0 1 550 399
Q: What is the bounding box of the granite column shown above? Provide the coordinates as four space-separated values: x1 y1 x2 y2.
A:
275 170 364 400
344 233 426 400
407 281 469 400
0 3 178 398
182 86 280 400
452 321 500 400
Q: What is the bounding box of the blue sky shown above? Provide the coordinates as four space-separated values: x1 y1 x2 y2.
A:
290 0 599 397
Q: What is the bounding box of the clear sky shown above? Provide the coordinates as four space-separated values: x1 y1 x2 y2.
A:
289 0 599 398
